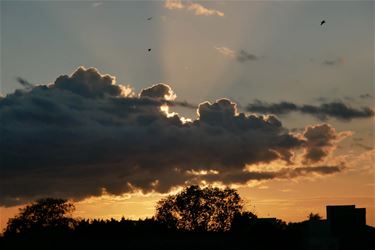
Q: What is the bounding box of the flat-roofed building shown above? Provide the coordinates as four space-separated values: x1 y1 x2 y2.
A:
326 205 366 235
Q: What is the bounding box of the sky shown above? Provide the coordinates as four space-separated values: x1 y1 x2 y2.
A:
0 0 374 231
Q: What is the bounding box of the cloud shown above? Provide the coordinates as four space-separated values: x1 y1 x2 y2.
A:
359 93 373 99
16 77 34 90
352 143 373 151
0 67 343 206
302 124 351 164
322 58 344 66
165 0 184 10
140 83 176 101
92 2 103 8
164 0 224 17
200 165 343 185
215 47 259 63
53 67 133 98
237 50 259 63
214 46 235 58
187 3 224 17
247 101 298 115
247 100 374 121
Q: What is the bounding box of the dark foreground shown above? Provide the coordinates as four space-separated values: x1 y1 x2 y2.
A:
1 219 374 250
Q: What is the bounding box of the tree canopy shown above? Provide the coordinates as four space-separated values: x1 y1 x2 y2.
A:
308 212 322 221
155 185 243 232
4 198 77 236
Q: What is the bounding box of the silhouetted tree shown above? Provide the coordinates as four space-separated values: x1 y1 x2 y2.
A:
4 198 77 236
155 185 243 232
308 212 322 221
230 211 257 232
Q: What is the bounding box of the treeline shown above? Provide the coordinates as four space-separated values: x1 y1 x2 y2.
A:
1 186 374 250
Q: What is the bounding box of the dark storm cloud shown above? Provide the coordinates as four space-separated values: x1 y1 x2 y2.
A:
237 50 258 63
247 100 374 121
0 67 342 206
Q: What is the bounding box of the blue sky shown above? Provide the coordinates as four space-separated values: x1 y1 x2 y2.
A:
2 1 373 103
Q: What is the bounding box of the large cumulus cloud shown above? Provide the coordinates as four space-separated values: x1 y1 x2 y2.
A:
0 67 344 206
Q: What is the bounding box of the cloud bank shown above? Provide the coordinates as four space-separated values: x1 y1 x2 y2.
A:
247 100 374 121
0 67 344 206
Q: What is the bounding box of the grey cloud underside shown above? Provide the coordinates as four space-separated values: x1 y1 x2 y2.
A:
247 100 374 121
196 165 343 184
0 67 341 206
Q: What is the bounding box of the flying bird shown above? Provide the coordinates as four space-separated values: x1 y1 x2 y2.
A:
147 17 152 20
148 48 151 52
320 20 326 26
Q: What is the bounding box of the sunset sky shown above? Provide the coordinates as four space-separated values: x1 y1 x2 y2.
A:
0 0 374 231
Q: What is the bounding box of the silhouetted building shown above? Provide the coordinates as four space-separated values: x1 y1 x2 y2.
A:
305 205 368 250
326 205 366 235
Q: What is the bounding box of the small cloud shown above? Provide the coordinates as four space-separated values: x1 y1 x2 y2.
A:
359 93 373 99
165 0 184 10
187 3 224 17
322 57 344 66
352 143 373 151
314 97 329 103
280 189 293 193
215 47 259 63
164 0 224 17
92 2 103 8
237 50 258 63
16 77 34 90
214 46 235 58
353 137 363 142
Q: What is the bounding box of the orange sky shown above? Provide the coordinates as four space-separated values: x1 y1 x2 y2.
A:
1 164 374 233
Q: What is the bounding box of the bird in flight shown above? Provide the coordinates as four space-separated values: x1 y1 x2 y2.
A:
148 48 151 52
320 20 326 26
147 17 152 21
